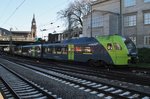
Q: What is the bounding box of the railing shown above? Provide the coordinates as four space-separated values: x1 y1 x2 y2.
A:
0 36 35 41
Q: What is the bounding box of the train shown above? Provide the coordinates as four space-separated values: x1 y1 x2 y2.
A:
13 35 138 67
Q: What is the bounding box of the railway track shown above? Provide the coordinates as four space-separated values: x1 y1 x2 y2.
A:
5 60 149 99
7 56 150 86
0 77 19 99
0 64 58 99
1 56 150 98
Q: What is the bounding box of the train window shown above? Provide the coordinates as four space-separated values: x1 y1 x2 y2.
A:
83 47 92 54
47 48 52 54
35 47 41 53
75 47 82 52
75 46 82 54
62 47 67 54
84 47 92 53
114 43 122 50
56 47 62 54
44 47 48 53
47 48 52 53
52 48 56 54
107 43 113 50
28 48 32 53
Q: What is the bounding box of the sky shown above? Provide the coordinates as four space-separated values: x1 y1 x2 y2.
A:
0 0 73 39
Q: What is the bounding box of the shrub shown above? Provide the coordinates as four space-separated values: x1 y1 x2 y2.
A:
138 48 150 63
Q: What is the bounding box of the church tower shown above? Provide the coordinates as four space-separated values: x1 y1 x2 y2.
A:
31 14 37 39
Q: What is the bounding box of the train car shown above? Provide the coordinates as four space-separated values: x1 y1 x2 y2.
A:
14 45 22 55
19 44 41 58
42 35 135 67
14 35 137 67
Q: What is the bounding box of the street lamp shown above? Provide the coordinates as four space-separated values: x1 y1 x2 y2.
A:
90 4 93 37
9 28 13 55
44 36 48 41
40 29 47 39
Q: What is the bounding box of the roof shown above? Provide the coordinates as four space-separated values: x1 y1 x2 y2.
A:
0 27 11 34
11 31 30 34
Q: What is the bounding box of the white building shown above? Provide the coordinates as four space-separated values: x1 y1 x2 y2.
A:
83 0 150 48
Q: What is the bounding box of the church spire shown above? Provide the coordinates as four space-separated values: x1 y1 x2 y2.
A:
32 14 36 24
31 14 36 39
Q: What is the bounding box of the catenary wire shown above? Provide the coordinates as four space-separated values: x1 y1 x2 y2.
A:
0 0 12 20
1 0 26 27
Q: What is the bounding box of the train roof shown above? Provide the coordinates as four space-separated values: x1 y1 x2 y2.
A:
61 37 98 44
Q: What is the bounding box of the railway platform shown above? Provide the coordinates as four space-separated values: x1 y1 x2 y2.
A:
0 93 4 99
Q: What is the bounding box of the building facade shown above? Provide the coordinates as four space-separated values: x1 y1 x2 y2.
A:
11 31 33 41
0 28 33 42
83 0 150 48
0 15 37 42
82 0 120 37
48 33 63 43
122 0 150 48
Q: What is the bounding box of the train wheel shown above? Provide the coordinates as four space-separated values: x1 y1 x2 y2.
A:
88 60 102 67
88 60 95 67
94 60 102 67
96 61 110 68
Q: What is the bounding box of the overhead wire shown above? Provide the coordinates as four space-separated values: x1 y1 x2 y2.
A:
1 0 26 27
0 0 12 20
38 0 71 29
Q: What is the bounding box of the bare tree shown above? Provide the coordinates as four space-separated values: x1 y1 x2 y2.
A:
57 0 93 30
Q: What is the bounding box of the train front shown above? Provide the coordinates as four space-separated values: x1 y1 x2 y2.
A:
123 37 138 63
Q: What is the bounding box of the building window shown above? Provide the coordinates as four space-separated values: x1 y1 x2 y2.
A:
124 0 136 7
144 0 150 3
129 37 136 45
144 36 150 45
144 13 150 24
88 15 103 28
124 15 136 26
92 16 103 28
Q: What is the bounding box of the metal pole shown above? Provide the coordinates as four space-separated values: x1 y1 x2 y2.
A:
120 0 122 35
42 31 43 40
90 4 92 37
136 17 138 47
9 28 12 55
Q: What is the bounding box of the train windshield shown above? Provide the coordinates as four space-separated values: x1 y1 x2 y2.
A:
123 37 137 54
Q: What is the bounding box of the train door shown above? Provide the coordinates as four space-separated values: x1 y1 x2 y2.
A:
68 44 74 61
106 43 115 63
113 42 128 65
32 46 35 57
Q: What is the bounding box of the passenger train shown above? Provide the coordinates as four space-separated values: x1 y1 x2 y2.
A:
14 35 138 67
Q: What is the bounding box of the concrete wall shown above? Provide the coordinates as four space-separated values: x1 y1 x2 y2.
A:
109 14 119 35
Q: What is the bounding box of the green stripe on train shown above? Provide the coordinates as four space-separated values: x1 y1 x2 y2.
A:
96 35 129 65
32 46 35 57
68 44 74 60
